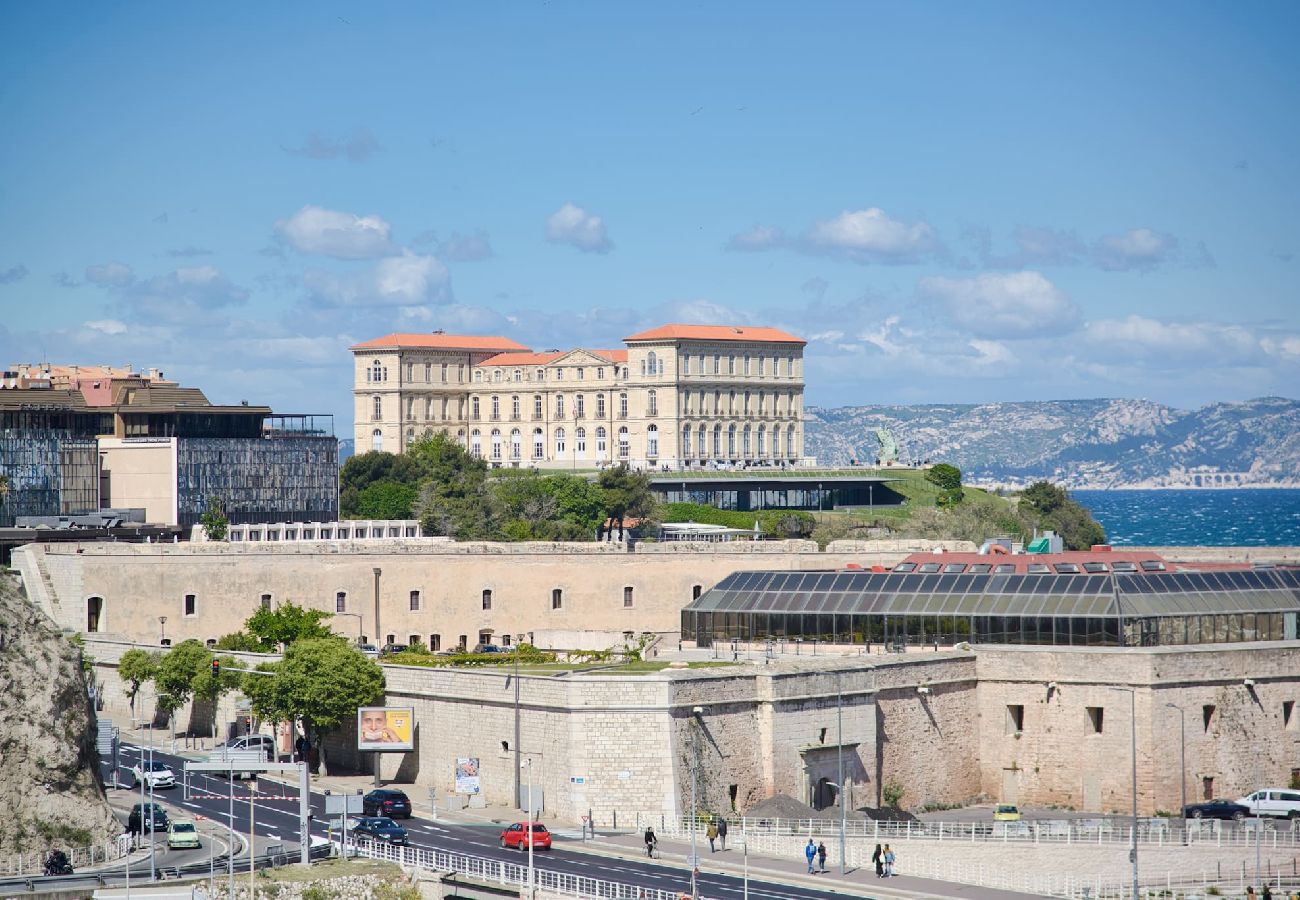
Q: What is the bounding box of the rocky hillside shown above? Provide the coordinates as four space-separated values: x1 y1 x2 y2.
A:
0 575 120 853
806 396 1300 488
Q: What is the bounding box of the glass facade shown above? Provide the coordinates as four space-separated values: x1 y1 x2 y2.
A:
0 410 103 526
175 436 339 529
650 477 903 511
682 569 1300 649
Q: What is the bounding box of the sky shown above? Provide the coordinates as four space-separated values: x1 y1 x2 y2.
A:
1 2 1297 437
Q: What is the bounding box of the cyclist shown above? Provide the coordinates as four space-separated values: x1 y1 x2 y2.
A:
644 826 658 858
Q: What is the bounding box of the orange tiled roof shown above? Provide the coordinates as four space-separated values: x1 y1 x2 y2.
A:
592 349 629 363
477 351 567 367
623 324 805 344
351 333 530 352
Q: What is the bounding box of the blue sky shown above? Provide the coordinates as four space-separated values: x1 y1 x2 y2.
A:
1 2 1297 434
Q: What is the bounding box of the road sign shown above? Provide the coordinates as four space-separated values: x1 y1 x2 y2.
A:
325 793 365 815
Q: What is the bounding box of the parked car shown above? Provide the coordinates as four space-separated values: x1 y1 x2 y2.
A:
1184 799 1249 821
363 789 412 819
350 816 408 845
127 802 169 834
379 643 408 657
473 643 504 654
1237 789 1300 819
499 822 552 851
216 733 277 761
130 760 176 790
167 818 201 850
993 804 1021 821
358 644 380 659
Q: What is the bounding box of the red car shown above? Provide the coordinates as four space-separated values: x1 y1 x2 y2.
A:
500 821 551 850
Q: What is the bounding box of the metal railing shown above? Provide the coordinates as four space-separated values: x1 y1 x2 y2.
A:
0 835 131 877
628 813 1300 850
354 839 681 899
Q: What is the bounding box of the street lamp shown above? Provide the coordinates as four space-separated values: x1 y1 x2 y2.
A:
690 706 704 900
158 616 167 646
514 651 522 811
1110 687 1138 899
1165 703 1187 832
521 757 535 900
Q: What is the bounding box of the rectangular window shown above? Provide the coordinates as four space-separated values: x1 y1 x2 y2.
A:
552 588 563 610
1203 704 1215 733
758 356 765 375
577 367 584 380
410 590 421 611
442 363 448 382
1284 700 1296 732
482 589 493 610
728 355 735 375
336 591 346 613
183 594 196 616
1086 706 1104 734
713 355 720 374
623 586 634 608
1005 704 1024 735
682 355 690 375
425 363 431 382
260 594 272 610
430 634 441 651
1202 776 1214 800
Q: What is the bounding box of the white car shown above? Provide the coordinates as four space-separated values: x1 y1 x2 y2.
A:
131 760 176 789
1237 789 1300 819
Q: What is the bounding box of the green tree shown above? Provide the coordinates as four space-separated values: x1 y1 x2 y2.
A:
1018 481 1106 550
353 482 419 520
199 496 229 541
1019 481 1068 516
118 649 158 721
597 464 658 539
214 632 264 652
244 601 334 651
243 639 385 775
190 656 244 738
491 471 606 540
410 434 497 539
152 639 212 715
340 452 423 518
924 463 963 491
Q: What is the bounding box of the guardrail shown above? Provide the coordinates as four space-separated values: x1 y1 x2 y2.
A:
627 813 1300 850
354 840 682 899
0 835 131 877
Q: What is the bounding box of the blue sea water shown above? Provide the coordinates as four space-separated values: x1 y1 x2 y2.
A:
1071 489 1300 547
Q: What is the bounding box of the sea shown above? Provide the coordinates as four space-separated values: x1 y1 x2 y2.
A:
1071 489 1300 547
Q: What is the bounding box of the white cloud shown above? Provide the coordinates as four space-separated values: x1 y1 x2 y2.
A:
545 203 613 254
282 128 382 162
918 271 1079 338
84 319 128 335
306 251 450 308
1092 228 1178 272
805 208 938 262
968 338 1014 366
275 205 394 259
725 225 785 252
1084 315 1262 365
116 265 250 325
85 261 135 286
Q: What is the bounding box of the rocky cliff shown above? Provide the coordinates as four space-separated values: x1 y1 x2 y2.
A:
806 396 1300 488
0 575 120 853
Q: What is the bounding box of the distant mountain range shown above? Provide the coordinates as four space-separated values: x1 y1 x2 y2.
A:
805 397 1300 489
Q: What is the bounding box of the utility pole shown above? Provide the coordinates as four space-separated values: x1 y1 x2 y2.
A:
514 651 522 810
837 671 846 876
372 567 382 648
690 707 703 900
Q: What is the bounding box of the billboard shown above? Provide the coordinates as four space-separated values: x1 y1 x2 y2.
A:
455 757 481 794
356 707 415 752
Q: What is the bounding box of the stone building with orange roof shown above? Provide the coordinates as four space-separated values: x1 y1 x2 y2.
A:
350 324 808 468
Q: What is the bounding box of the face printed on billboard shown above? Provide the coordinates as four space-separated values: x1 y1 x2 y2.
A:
357 707 414 751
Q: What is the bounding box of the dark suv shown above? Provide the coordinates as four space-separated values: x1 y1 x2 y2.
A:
128 802 169 834
363 788 412 819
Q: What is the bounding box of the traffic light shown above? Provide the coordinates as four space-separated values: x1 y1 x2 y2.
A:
212 659 220 678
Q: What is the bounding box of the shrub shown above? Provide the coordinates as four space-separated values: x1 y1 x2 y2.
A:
882 779 905 808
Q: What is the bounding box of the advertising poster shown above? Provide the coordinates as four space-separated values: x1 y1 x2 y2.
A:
356 707 415 751
455 757 481 794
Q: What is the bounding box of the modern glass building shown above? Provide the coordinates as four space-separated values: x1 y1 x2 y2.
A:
649 474 904 511
682 556 1300 649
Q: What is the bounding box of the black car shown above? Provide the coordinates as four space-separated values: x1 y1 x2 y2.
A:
351 816 408 845
363 788 412 819
1184 799 1249 821
127 802 170 834
379 643 408 657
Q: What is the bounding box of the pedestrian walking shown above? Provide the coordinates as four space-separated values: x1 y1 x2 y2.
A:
717 817 728 851
706 820 718 852
804 839 816 874
644 826 658 859
1262 885 1272 900
816 841 828 873
883 844 896 877
872 843 884 878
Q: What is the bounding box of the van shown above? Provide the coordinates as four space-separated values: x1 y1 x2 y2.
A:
1237 789 1300 819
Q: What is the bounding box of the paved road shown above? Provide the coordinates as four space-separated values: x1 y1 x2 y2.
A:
101 744 871 900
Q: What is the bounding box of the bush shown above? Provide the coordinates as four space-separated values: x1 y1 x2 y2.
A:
882 779 905 808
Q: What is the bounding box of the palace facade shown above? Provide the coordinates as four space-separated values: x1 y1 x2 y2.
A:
350 324 808 468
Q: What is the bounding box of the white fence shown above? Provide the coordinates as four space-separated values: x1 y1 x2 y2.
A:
630 812 1300 850
0 834 132 877
355 840 683 899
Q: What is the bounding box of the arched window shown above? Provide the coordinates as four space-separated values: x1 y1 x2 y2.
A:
513 369 522 383
743 424 751 457
532 428 544 459
648 390 657 416
371 429 383 452
647 351 657 376
596 367 604 379
576 394 585 418
555 427 566 455
576 427 587 456
470 429 482 457
647 424 659 458
727 424 737 457
511 395 520 419
533 395 543 419
682 427 692 459
371 360 383 382
493 369 503 382
491 395 500 419
86 596 104 633
556 395 565 418
758 425 766 456
490 428 502 460
774 427 783 457
471 396 481 419
619 392 628 417
552 588 564 610
787 425 797 458
699 424 707 458
474 369 483 383
372 395 382 421
712 424 722 457
535 368 545 381
596 393 606 417
510 428 522 460
335 591 347 612
596 426 607 456
617 426 630 459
